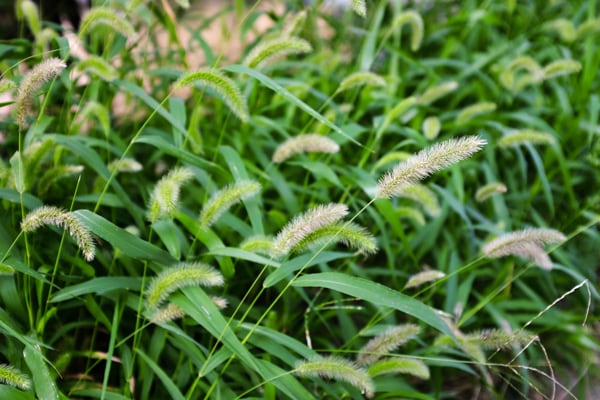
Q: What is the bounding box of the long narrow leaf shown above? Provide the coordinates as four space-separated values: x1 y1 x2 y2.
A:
292 272 454 339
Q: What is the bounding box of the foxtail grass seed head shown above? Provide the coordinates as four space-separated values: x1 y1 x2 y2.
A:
417 81 458 105
150 303 187 324
147 166 194 222
336 71 386 94
482 228 566 269
199 180 261 228
367 357 430 379
108 158 143 173
404 270 446 289
240 235 274 255
455 102 497 124
396 184 441 217
397 206 426 226
542 59 581 80
210 295 228 309
145 262 224 309
272 203 349 258
282 10 307 37
391 10 424 51
464 329 535 349
175 68 249 122
542 18 576 42
499 56 543 91
351 0 367 18
295 356 374 398
422 116 441 140
272 134 340 163
0 78 16 94
21 206 95 261
75 56 118 81
293 221 378 255
14 57 66 127
498 129 555 148
0 363 32 391
243 37 312 69
357 324 420 366
475 182 507 202
78 7 136 39
576 17 600 39
375 136 487 199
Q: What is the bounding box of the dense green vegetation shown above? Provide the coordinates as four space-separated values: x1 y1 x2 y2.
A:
0 0 598 398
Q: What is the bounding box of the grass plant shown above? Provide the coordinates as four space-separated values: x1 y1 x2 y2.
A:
0 0 598 398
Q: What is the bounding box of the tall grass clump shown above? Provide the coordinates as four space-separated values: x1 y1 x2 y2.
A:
0 1 597 399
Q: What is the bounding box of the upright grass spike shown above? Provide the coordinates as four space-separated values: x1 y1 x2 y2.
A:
271 203 349 258
175 68 249 122
272 134 340 163
295 356 375 398
78 7 136 39
293 221 378 255
367 357 430 379
335 71 386 94
14 57 66 127
147 166 194 222
375 136 487 199
391 10 424 51
351 0 367 18
482 228 566 270
21 206 96 261
498 129 556 148
416 81 458 105
357 324 421 366
475 182 507 202
243 37 312 69
404 270 446 289
145 262 224 310
199 180 261 228
0 363 32 390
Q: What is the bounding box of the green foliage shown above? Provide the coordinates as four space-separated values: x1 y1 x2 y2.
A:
0 1 598 399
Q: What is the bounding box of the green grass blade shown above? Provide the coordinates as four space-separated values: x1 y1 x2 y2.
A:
136 349 185 400
292 272 455 339
50 277 142 303
223 64 363 148
23 343 59 400
72 210 176 265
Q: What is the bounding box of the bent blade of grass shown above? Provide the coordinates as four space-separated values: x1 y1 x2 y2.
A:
50 277 142 303
293 272 455 339
72 210 176 265
23 344 59 400
172 288 315 399
136 349 185 400
264 251 350 287
223 64 364 148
